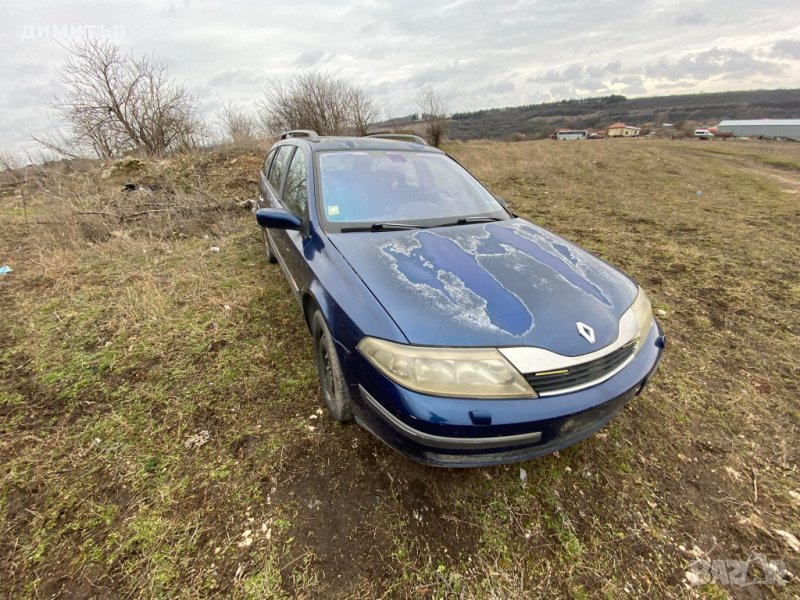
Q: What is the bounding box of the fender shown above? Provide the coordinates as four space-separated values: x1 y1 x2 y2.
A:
299 243 408 384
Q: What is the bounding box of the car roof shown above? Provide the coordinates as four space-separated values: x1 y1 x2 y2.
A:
276 135 445 154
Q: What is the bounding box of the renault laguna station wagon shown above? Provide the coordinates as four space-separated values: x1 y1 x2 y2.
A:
255 130 665 467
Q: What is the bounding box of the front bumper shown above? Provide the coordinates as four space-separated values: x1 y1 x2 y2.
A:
351 320 665 468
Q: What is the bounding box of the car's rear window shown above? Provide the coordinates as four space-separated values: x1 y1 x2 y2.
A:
317 151 505 227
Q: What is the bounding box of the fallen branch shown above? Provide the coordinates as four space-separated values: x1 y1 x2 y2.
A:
125 208 176 219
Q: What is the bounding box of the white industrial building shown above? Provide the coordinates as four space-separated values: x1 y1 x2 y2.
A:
717 119 800 140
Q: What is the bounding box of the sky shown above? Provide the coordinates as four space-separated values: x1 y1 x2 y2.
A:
1 0 799 158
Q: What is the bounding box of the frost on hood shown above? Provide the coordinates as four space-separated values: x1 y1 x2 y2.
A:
503 221 616 307
381 229 535 336
378 220 633 338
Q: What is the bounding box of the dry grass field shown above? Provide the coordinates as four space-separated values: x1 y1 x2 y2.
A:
1 138 798 599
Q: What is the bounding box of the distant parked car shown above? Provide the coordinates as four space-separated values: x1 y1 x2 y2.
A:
694 129 714 140
255 130 665 467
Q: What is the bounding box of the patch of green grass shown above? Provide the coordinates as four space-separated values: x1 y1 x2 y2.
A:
0 390 25 408
542 509 584 563
697 582 730 599
755 155 800 171
242 560 286 600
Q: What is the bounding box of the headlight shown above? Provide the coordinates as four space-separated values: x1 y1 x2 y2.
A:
358 337 535 398
629 287 654 348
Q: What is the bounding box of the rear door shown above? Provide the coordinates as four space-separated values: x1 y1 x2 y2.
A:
260 145 299 290
276 147 312 291
263 145 292 208
258 148 277 208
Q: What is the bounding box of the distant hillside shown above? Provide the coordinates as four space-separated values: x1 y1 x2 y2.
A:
448 89 800 140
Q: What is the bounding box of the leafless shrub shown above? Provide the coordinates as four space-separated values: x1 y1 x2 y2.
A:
216 99 259 146
32 37 205 159
0 152 20 171
0 152 22 184
417 84 449 147
258 71 379 136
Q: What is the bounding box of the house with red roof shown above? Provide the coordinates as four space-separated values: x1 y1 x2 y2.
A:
607 122 641 138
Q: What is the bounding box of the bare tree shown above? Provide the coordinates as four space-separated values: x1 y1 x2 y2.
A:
416 84 449 147
216 98 258 145
258 71 379 136
349 87 379 136
33 37 204 158
0 152 20 172
0 152 22 184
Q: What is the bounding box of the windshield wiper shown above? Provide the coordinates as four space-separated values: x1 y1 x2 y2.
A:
340 222 424 233
436 216 505 227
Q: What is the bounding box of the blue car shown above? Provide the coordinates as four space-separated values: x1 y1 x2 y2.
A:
256 130 665 467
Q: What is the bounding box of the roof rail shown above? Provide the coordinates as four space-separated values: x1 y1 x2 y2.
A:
280 130 320 141
365 133 428 146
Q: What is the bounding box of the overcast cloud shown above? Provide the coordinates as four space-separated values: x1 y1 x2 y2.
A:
1 0 799 158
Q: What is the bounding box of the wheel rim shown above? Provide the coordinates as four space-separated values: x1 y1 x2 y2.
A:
316 331 335 401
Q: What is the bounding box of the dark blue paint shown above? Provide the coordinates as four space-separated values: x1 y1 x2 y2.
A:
359 318 661 433
352 322 664 466
385 230 534 335
493 223 612 307
256 207 301 230
255 136 664 467
330 219 634 354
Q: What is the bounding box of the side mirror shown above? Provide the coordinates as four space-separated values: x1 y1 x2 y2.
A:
256 208 301 230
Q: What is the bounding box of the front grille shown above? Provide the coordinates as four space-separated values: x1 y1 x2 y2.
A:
525 340 638 395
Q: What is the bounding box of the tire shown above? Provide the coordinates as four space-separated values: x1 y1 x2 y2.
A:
311 311 353 422
262 229 278 264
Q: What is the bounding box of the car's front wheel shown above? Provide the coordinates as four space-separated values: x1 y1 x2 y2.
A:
311 311 353 422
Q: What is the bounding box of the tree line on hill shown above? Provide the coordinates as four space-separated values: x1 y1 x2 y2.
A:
448 89 800 140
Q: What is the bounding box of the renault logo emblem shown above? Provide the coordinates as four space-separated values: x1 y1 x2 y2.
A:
576 322 596 344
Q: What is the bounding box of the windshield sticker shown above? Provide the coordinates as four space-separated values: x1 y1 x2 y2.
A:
327 205 340 216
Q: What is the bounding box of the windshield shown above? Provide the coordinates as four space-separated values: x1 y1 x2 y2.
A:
317 150 508 231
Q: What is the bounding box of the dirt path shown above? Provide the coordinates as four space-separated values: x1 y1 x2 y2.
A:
674 143 800 194
739 160 800 194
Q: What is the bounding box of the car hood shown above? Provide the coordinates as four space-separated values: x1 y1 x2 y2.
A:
328 218 638 355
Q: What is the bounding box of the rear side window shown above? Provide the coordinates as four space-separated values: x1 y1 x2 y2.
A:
282 149 308 217
262 149 276 178
268 146 292 191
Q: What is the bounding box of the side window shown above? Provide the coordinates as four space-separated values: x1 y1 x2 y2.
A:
282 149 308 217
262 149 276 178
268 146 292 191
